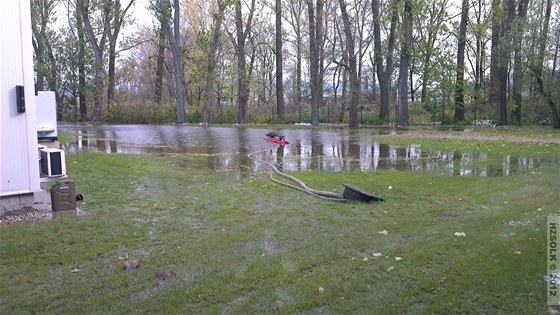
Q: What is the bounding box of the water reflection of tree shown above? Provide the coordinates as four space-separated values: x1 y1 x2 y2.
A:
236 128 250 177
294 141 302 171
95 128 106 152
396 146 407 171
310 132 323 171
57 126 550 177
276 145 285 171
203 127 216 170
378 144 390 170
348 142 360 171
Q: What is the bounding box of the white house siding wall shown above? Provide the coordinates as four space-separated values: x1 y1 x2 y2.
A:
0 0 40 212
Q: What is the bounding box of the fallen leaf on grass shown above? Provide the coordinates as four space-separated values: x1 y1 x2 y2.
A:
395 257 403 261
318 287 325 293
123 260 139 270
513 250 522 255
155 269 172 280
363 256 369 262
454 232 466 237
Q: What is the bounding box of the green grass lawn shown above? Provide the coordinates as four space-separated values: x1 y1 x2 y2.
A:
1 132 559 314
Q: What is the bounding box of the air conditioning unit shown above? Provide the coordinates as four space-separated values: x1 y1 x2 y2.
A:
40 148 66 177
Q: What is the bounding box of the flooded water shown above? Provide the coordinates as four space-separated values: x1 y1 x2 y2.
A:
58 124 553 177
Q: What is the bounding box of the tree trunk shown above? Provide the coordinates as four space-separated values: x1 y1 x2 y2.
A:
397 0 412 126
235 0 247 124
107 0 134 104
535 0 552 80
454 0 468 122
275 0 284 121
534 71 560 128
77 7 88 119
532 0 557 128
287 0 304 122
31 0 60 99
203 0 227 124
372 0 398 122
552 31 559 80
154 24 166 105
296 26 302 122
157 0 186 123
511 0 529 125
78 0 111 121
171 0 185 122
472 0 485 122
316 0 324 123
30 0 49 92
339 53 348 123
307 1 319 125
338 0 359 128
490 0 515 126
233 0 256 124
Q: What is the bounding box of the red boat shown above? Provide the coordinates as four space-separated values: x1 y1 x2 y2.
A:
273 138 289 145
264 137 289 145
264 132 289 145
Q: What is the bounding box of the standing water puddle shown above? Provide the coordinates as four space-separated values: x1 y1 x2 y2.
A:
58 125 556 177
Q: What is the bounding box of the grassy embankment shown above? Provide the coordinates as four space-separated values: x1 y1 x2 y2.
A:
1 128 559 314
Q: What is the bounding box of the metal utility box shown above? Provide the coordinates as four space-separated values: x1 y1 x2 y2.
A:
50 180 76 211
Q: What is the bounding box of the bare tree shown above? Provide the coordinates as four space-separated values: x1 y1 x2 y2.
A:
76 5 88 119
31 0 59 93
32 0 66 119
154 23 166 105
107 0 135 104
510 0 529 125
286 0 305 121
531 0 559 128
152 0 186 123
307 0 324 125
275 0 284 121
417 0 450 104
489 0 515 126
203 0 228 124
454 0 469 122
232 0 256 124
337 0 359 128
469 0 490 122
372 0 399 122
397 0 412 126
78 0 118 121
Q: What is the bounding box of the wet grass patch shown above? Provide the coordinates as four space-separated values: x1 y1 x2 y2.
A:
1 140 558 313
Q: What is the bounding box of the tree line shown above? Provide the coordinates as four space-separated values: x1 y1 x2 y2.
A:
32 0 560 128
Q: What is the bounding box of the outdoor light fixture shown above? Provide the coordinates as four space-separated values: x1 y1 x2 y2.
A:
16 85 25 113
